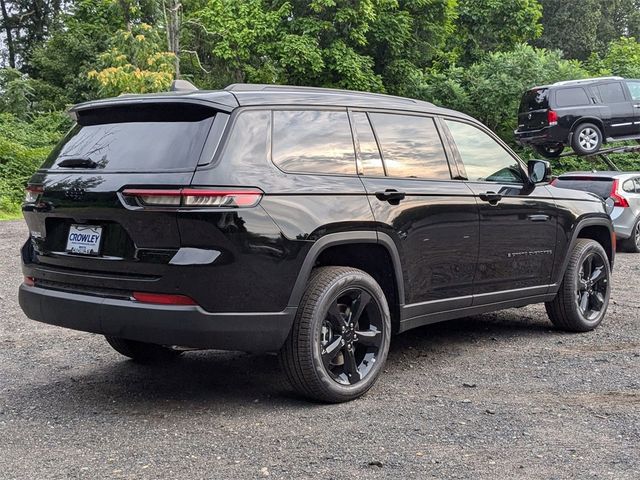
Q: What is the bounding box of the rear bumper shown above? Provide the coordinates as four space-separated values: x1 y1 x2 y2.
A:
18 284 296 352
514 126 566 146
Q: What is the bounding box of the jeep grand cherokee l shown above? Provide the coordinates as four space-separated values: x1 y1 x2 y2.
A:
19 84 615 403
515 76 640 157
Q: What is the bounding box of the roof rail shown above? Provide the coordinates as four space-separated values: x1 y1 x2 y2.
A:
553 76 624 86
170 79 199 92
224 83 430 105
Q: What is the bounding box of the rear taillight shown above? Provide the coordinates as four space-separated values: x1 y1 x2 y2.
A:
24 185 43 204
132 292 197 305
23 276 35 287
610 179 629 208
547 109 558 126
122 187 263 209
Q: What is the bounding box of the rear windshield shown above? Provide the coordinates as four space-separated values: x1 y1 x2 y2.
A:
42 103 215 171
554 177 613 199
519 88 549 112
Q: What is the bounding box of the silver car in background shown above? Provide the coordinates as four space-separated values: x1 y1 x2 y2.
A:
552 171 640 252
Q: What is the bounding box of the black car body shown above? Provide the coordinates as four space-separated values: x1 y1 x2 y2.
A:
515 76 640 157
19 84 616 402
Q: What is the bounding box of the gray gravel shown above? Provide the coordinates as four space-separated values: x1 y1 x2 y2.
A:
1 219 639 479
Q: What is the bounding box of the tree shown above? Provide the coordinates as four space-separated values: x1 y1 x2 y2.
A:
453 0 542 65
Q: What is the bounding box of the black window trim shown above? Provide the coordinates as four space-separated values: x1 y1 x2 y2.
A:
439 115 528 186
348 107 458 182
268 106 360 178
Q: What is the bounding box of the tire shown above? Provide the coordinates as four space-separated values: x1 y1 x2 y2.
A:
533 144 564 159
621 217 640 253
105 336 182 363
545 239 611 332
279 266 391 403
571 123 603 155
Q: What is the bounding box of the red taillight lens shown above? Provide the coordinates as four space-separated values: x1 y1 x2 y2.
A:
122 188 262 208
23 276 35 286
547 110 558 126
24 185 44 203
610 179 629 207
132 292 197 305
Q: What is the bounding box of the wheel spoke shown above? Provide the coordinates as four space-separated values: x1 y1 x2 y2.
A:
585 256 593 278
579 291 589 312
322 335 344 367
590 266 605 283
343 348 361 384
349 291 371 325
327 302 347 327
355 327 382 347
591 292 605 310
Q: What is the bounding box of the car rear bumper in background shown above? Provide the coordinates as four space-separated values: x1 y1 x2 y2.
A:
610 207 637 239
514 126 566 146
18 284 296 353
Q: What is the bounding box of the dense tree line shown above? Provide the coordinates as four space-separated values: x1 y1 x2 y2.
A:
1 0 640 216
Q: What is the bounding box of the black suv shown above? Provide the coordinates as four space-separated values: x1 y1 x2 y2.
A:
19 84 615 402
515 76 640 158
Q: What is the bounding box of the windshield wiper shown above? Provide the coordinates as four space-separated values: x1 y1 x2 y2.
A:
58 157 98 169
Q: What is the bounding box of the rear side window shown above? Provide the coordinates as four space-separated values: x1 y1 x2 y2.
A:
555 87 589 107
445 120 524 183
43 104 216 171
597 83 627 103
350 112 385 176
519 89 549 112
554 178 614 198
272 110 356 175
368 113 450 179
627 81 640 101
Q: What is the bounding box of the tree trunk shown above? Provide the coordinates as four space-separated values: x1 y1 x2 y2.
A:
165 0 181 78
0 0 16 68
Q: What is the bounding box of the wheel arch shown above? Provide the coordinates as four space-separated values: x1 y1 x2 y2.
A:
556 217 614 283
287 232 405 333
569 117 607 142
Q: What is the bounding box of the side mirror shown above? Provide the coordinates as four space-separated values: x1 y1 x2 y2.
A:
528 159 551 184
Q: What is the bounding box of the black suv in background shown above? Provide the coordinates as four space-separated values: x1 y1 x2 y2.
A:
515 76 640 157
19 84 615 402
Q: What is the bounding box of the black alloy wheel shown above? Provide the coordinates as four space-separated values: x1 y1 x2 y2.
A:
320 288 384 385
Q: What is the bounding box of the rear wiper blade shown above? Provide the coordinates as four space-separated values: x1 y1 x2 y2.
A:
58 157 98 169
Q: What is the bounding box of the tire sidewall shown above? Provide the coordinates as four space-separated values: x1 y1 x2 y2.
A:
307 272 391 401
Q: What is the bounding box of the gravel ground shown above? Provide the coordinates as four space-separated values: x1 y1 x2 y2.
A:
1 219 639 479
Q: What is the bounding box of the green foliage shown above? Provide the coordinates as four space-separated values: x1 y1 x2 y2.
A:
88 23 176 96
590 37 640 78
453 0 543 65
0 112 71 217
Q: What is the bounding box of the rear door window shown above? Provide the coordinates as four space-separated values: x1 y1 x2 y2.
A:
368 113 450 179
627 81 640 101
597 83 627 103
272 110 356 175
553 177 614 198
350 112 385 176
555 87 590 107
44 103 216 171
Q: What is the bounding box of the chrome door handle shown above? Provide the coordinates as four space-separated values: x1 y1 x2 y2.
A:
528 214 550 222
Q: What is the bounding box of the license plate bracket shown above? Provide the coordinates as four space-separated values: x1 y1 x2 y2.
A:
66 224 103 255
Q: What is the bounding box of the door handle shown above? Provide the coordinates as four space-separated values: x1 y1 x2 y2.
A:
375 189 406 205
479 191 503 205
635 104 640 108
528 214 550 222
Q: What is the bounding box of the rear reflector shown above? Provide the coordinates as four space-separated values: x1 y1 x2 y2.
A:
610 179 629 208
23 276 35 287
132 292 197 305
122 187 262 208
